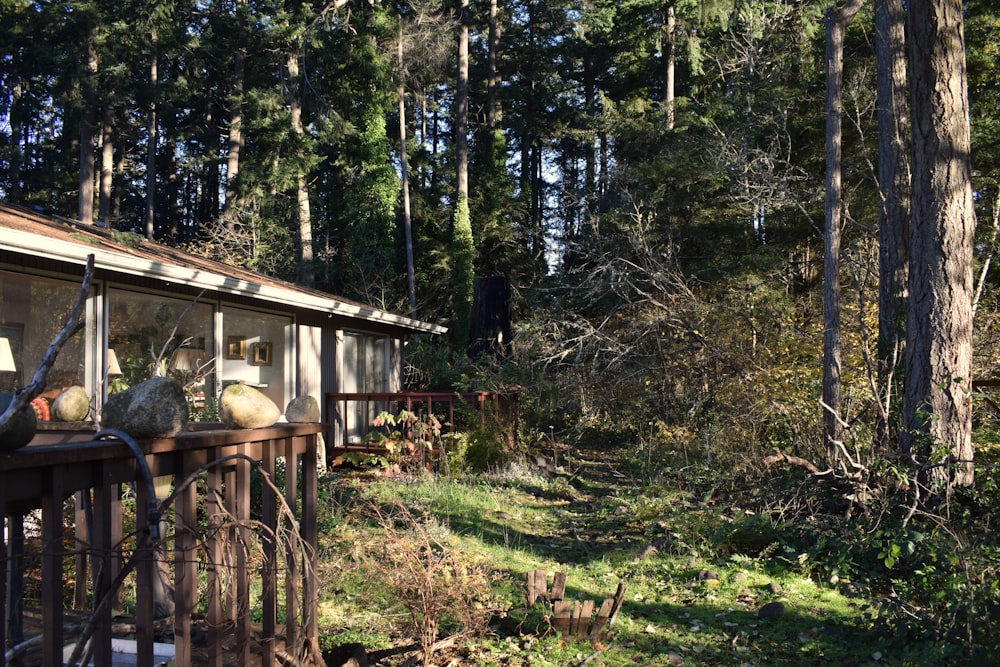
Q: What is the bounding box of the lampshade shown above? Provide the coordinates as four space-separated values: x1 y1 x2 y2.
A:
170 348 204 371
0 337 15 373
107 349 122 376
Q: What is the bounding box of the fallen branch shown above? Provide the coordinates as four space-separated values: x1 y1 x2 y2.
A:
762 448 833 476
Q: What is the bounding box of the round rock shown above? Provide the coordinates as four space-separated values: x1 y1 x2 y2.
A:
220 384 280 429
0 392 38 450
51 386 91 421
757 601 786 620
285 395 320 423
103 377 189 438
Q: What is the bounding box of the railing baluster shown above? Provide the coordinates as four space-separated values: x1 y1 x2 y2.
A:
283 438 299 653
41 467 63 667
92 466 113 667
175 449 198 666
135 468 155 667
261 438 278 666
234 442 250 666
206 446 223 667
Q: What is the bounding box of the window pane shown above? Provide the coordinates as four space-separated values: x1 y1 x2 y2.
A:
0 270 92 405
108 289 214 417
220 307 291 412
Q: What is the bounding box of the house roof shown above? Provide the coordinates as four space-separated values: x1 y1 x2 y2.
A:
0 202 446 336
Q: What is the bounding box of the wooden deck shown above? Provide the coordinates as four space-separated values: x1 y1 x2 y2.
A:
1 424 322 667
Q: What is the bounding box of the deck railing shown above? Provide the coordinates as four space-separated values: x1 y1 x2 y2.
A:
324 391 519 454
1 423 322 667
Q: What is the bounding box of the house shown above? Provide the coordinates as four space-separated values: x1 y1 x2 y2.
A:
0 201 446 456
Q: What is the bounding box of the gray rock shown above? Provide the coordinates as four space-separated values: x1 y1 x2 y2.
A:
51 385 90 421
0 392 37 450
757 601 786 619
765 581 783 595
220 384 280 429
103 377 189 438
285 395 320 423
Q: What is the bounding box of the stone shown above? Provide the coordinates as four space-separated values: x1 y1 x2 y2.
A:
51 385 90 421
0 392 37 450
220 383 280 429
757 601 786 620
102 377 189 438
285 395 320 423
765 581 783 595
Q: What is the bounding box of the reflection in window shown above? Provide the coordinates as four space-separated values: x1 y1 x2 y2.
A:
0 270 92 410
220 307 291 412
108 289 214 418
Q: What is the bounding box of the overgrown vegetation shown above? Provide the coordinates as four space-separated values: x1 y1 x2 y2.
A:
313 423 1000 665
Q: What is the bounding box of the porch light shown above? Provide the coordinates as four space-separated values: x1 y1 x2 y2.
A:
0 337 15 372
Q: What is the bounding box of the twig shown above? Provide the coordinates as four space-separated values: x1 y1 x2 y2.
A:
577 640 613 667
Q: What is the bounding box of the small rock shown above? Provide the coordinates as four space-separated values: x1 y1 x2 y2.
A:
220 384 280 429
285 395 320 422
732 571 748 584
666 651 684 666
103 377 189 438
0 392 37 450
765 581 783 595
51 385 90 421
757 601 786 620
697 569 721 581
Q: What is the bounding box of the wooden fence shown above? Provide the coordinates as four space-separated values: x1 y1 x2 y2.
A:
1 423 322 667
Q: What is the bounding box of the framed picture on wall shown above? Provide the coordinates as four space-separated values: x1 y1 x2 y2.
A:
250 341 272 366
226 335 246 360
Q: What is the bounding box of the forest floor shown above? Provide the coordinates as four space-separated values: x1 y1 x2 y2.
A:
315 440 914 666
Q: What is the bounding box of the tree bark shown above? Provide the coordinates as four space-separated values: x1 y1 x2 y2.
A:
145 33 158 240
901 0 975 488
664 3 676 131
224 0 247 221
874 0 910 452
285 48 315 288
78 27 98 224
399 22 417 318
99 103 115 223
822 0 863 466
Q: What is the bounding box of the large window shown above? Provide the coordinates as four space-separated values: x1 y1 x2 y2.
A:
0 270 92 401
220 307 292 412
107 288 214 416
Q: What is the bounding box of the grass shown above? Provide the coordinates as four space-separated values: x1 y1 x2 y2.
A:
312 448 895 666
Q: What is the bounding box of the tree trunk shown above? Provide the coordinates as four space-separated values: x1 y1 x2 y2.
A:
874 0 910 452
99 103 114 223
78 28 98 224
664 3 676 131
225 0 247 221
822 0 862 466
399 23 417 318
902 0 975 488
285 48 315 288
146 34 158 240
451 0 475 350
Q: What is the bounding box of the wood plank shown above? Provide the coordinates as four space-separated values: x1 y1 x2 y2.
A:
235 442 251 666
175 451 198 667
261 440 277 666
552 600 571 634
569 600 583 634
91 470 114 667
578 599 594 636
590 598 614 637
551 571 567 602
1 490 7 667
607 582 627 629
206 447 223 667
41 466 63 667
135 471 155 667
284 439 300 653
302 434 320 648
